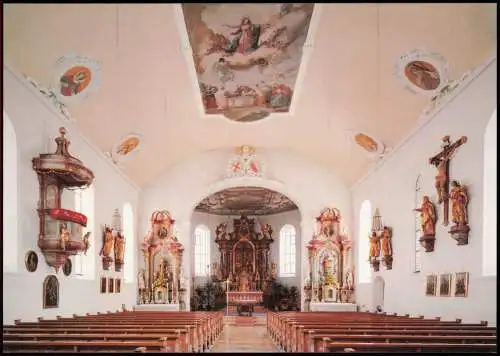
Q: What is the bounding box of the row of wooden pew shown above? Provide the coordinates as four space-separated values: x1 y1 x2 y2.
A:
267 311 497 353
3 310 224 353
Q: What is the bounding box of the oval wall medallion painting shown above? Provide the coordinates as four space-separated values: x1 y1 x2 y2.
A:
396 49 448 95
111 133 144 163
52 53 102 105
351 132 387 159
25 250 38 272
404 61 440 91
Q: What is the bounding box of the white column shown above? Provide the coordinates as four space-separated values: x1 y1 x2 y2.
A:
300 214 316 311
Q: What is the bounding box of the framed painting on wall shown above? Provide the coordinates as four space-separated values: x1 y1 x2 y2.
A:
115 278 121 293
108 278 114 293
454 272 469 297
425 274 437 296
439 273 451 297
100 277 107 293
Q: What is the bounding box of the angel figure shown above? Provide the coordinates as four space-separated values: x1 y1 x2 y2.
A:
449 180 469 226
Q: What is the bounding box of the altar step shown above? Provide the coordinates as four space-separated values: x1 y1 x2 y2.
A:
225 315 266 326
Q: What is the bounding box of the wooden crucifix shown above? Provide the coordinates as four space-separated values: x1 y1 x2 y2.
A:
429 135 467 226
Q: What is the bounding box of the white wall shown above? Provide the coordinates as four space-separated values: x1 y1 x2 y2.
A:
141 148 352 310
189 210 302 289
352 59 497 325
2 66 141 324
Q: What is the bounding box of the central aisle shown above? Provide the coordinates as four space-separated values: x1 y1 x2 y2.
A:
210 316 279 353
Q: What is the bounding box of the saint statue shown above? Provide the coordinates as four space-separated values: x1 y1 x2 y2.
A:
368 231 380 260
414 196 437 236
99 227 114 257
238 267 250 292
114 232 125 264
449 180 468 226
59 223 71 250
381 226 392 257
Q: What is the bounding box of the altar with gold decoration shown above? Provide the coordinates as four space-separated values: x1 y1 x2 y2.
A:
305 208 356 312
135 210 187 311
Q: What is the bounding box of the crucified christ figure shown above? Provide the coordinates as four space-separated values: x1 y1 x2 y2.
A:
429 135 467 226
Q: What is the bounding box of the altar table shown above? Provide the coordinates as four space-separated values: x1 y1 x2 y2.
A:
227 291 263 303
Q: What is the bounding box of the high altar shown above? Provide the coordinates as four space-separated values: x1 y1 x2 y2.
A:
136 210 187 311
304 208 356 312
213 215 276 307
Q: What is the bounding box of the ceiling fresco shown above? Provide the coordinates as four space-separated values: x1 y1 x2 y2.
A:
181 3 315 122
194 187 298 216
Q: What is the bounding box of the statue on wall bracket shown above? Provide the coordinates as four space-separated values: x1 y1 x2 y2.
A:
448 180 470 245
429 135 467 226
414 196 437 252
381 226 393 270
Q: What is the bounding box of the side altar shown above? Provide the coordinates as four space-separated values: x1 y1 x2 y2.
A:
304 208 356 312
136 210 187 311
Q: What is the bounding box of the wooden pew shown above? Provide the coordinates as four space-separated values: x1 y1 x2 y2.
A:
325 341 497 353
3 311 223 353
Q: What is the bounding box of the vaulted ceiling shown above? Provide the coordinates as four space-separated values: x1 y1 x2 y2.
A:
3 4 496 188
195 187 298 216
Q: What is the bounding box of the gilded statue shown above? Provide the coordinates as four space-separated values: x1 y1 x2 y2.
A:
238 267 250 292
449 180 468 226
414 196 437 236
83 232 91 255
99 227 114 257
381 226 392 257
59 223 70 250
153 259 168 289
368 231 380 259
114 232 125 264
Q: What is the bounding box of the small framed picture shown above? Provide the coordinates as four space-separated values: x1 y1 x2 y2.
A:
100 277 107 293
115 278 121 293
425 274 437 296
454 272 469 297
439 273 451 297
108 278 114 293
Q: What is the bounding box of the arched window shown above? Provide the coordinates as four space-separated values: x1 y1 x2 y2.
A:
414 174 422 273
3 111 18 272
358 200 372 283
123 202 135 282
194 225 210 277
73 185 95 279
279 224 296 277
483 110 497 276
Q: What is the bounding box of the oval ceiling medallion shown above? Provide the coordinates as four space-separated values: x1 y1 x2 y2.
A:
51 53 102 105
354 133 378 153
110 133 144 163
396 49 448 95
351 131 387 159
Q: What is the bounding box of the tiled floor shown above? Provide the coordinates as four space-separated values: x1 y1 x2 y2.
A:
211 316 279 353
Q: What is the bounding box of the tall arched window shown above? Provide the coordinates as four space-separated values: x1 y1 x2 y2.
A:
3 111 18 272
73 185 95 279
414 174 423 273
358 200 372 283
194 225 210 277
279 224 296 277
483 109 497 276
123 202 135 282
